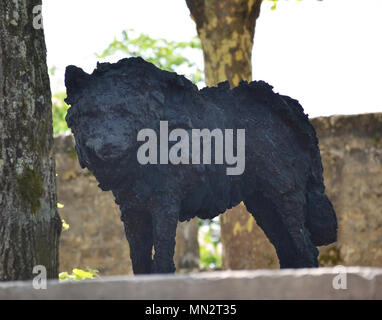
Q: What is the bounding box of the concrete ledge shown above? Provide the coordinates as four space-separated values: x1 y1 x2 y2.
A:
0 267 381 300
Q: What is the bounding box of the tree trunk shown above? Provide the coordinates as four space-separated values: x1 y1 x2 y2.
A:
186 0 280 270
0 0 61 280
186 0 262 87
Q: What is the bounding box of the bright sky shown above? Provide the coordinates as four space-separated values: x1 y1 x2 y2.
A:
43 0 382 118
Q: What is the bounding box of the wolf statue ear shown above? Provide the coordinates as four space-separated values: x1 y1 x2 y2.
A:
65 65 90 105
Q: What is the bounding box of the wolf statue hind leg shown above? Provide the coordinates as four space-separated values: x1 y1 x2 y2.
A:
245 190 319 268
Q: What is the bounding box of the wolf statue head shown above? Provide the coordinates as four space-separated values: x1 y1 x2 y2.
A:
65 57 196 192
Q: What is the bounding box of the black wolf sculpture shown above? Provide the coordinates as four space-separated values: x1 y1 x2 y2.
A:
65 57 337 274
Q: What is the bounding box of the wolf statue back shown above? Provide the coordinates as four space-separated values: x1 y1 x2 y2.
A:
65 57 337 274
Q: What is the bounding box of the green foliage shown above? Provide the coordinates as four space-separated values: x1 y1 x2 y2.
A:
52 91 70 134
49 66 57 76
96 30 204 85
198 218 222 270
61 219 70 231
59 268 99 282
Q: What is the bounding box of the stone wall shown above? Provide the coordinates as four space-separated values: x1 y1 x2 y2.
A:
221 113 382 269
55 134 199 276
313 113 382 266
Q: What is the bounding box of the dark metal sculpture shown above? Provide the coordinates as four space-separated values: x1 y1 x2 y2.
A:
65 57 337 274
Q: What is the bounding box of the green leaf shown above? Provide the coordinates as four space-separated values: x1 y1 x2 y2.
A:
59 268 99 282
52 91 70 134
61 219 69 231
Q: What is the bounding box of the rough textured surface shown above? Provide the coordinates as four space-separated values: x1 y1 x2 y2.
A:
186 0 262 87
0 0 61 280
1 267 381 300
64 57 337 273
221 113 382 269
55 134 200 275
313 113 382 267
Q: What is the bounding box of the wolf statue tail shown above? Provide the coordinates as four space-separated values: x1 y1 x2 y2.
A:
275 93 338 247
275 93 337 247
304 131 338 247
306 184 338 246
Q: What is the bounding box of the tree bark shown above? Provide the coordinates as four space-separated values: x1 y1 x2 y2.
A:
0 0 61 280
186 0 280 270
186 0 262 87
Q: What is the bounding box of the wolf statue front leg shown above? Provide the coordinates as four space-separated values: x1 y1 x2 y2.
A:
149 193 180 274
121 209 153 274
